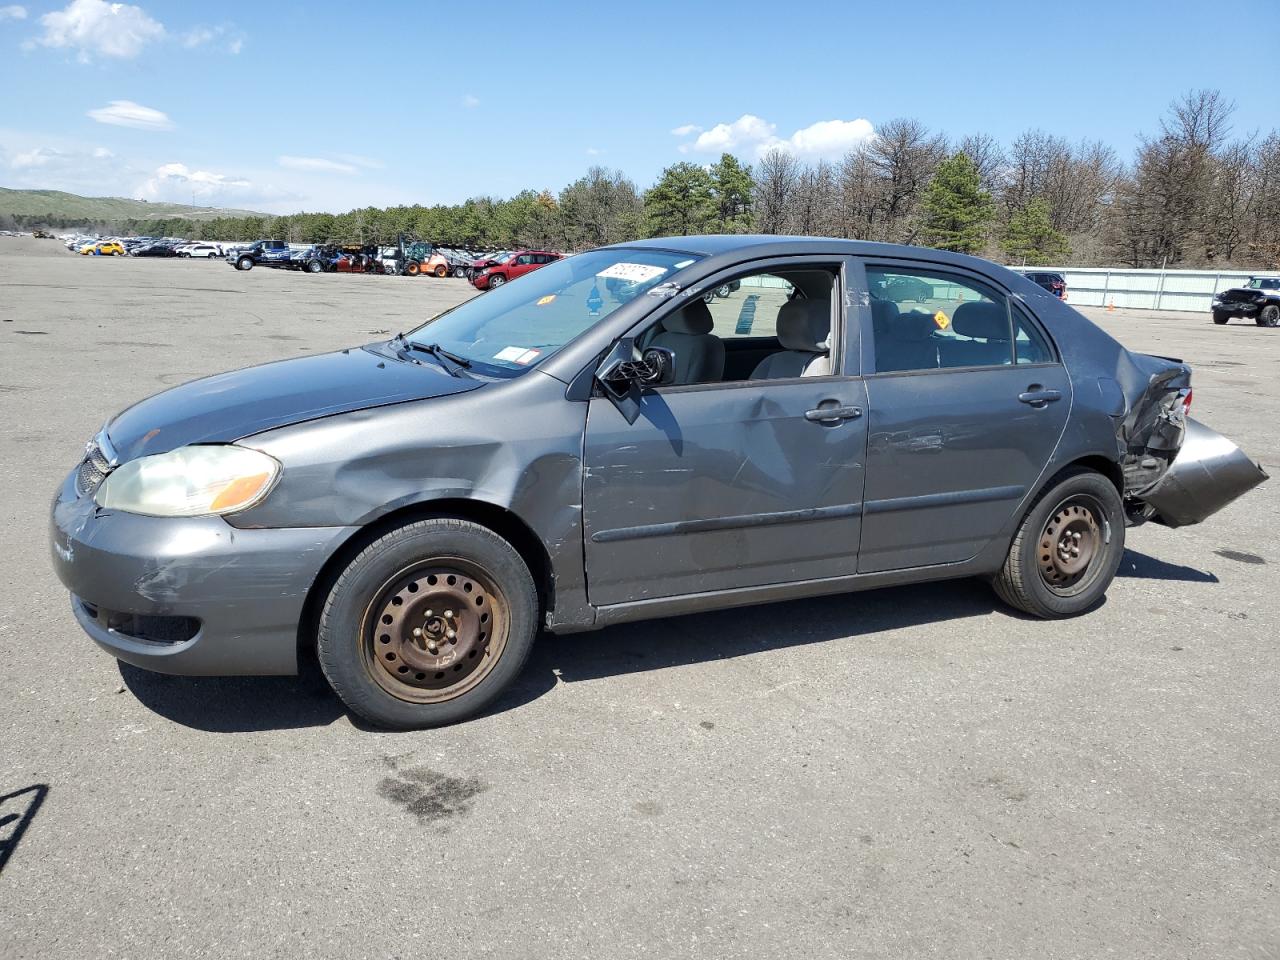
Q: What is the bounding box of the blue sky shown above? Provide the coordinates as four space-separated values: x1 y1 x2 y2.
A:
0 0 1273 214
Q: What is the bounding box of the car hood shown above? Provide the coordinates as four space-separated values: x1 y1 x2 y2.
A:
106 344 482 461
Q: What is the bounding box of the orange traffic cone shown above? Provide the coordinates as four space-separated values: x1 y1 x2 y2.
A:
1106 300 1115 312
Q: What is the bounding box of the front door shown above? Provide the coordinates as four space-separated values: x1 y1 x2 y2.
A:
856 261 1072 573
582 260 868 607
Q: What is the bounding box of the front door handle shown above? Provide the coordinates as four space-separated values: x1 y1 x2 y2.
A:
1018 387 1062 408
805 403 863 423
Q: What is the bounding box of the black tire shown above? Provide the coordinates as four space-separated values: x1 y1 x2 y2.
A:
237 257 253 271
405 262 420 276
991 468 1125 619
1212 310 1229 325
453 266 467 278
1257 304 1279 328
306 259 323 273
317 518 538 729
434 263 448 278
488 273 506 288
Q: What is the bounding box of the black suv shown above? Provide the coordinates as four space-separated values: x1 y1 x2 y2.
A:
1212 277 1280 327
1025 271 1067 299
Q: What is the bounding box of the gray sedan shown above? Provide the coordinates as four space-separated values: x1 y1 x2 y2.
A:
50 237 1268 728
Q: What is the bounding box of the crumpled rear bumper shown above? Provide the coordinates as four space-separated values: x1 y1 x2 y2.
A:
1140 418 1269 528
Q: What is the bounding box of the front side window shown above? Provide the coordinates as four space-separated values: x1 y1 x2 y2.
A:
407 248 699 378
868 266 1018 373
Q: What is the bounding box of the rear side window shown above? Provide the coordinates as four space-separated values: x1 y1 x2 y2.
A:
868 266 1015 372
1012 307 1054 364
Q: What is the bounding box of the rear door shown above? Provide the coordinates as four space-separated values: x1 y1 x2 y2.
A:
855 259 1071 573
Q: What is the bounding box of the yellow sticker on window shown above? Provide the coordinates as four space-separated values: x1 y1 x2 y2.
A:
934 310 950 330
536 295 556 306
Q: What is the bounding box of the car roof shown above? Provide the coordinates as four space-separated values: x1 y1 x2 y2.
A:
604 234 1022 275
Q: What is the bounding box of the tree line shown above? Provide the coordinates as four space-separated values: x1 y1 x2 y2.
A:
13 89 1277 269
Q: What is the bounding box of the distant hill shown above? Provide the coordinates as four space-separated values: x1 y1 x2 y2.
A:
0 187 267 223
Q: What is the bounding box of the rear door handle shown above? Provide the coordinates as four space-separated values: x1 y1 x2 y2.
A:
1018 387 1062 407
805 404 863 423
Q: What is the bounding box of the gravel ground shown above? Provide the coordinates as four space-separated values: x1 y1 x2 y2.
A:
1 235 1277 959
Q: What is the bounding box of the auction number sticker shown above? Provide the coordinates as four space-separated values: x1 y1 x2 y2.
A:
596 262 668 284
494 346 541 365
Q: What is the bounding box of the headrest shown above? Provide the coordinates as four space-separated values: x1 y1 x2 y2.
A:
893 310 938 342
776 299 829 352
870 298 899 335
663 299 714 335
952 301 1010 341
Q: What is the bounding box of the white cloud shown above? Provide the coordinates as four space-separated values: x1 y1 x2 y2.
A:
278 155 357 175
677 113 876 160
462 93 480 108
87 99 173 130
34 0 164 60
333 153 383 170
670 123 701 137
0 5 27 21
11 146 64 168
180 25 214 47
181 24 245 54
92 145 113 158
692 114 776 152
585 147 602 156
137 161 251 201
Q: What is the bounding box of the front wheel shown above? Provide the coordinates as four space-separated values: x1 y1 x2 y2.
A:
1212 310 1229 325
434 263 448 277
317 518 538 729
404 262 420 276
488 273 506 288
1257 304 1279 328
991 469 1125 618
237 257 253 271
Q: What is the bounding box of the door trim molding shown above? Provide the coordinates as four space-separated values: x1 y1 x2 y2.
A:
863 484 1025 515
589 502 864 543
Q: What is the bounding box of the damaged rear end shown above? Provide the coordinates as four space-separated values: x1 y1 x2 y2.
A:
1115 352 1268 527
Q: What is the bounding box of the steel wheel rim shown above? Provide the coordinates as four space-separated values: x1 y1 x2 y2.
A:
1037 495 1104 593
360 557 509 704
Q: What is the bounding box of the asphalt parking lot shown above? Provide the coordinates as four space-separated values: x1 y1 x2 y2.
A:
2 235 1278 959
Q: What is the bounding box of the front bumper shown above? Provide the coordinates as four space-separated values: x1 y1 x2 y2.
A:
1212 302 1260 317
50 469 357 676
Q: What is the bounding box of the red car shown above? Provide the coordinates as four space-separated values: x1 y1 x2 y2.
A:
471 250 561 290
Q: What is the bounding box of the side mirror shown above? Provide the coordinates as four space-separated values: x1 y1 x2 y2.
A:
595 341 677 423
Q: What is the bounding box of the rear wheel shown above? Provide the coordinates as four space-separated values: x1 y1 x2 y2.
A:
317 518 538 729
1258 304 1279 328
306 259 323 273
405 262 420 276
992 469 1125 618
453 266 468 278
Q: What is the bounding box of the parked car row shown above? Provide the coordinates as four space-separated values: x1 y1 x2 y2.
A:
57 230 566 291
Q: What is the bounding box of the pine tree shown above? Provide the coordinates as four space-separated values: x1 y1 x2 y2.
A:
643 162 717 237
709 153 755 232
1002 197 1070 265
919 152 994 253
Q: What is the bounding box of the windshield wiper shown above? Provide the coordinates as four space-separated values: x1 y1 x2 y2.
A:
393 334 471 376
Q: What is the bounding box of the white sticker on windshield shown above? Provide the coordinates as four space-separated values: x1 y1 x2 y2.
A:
494 346 530 362
514 349 540 365
596 262 667 284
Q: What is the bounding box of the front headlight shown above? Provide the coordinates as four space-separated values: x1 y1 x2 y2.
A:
94 445 280 517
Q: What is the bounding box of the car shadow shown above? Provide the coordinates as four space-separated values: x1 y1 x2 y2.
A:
119 658 345 733
121 551 1216 733
1116 548 1219 583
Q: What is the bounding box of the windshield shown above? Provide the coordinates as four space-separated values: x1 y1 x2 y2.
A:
1247 277 1279 290
407 247 699 377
